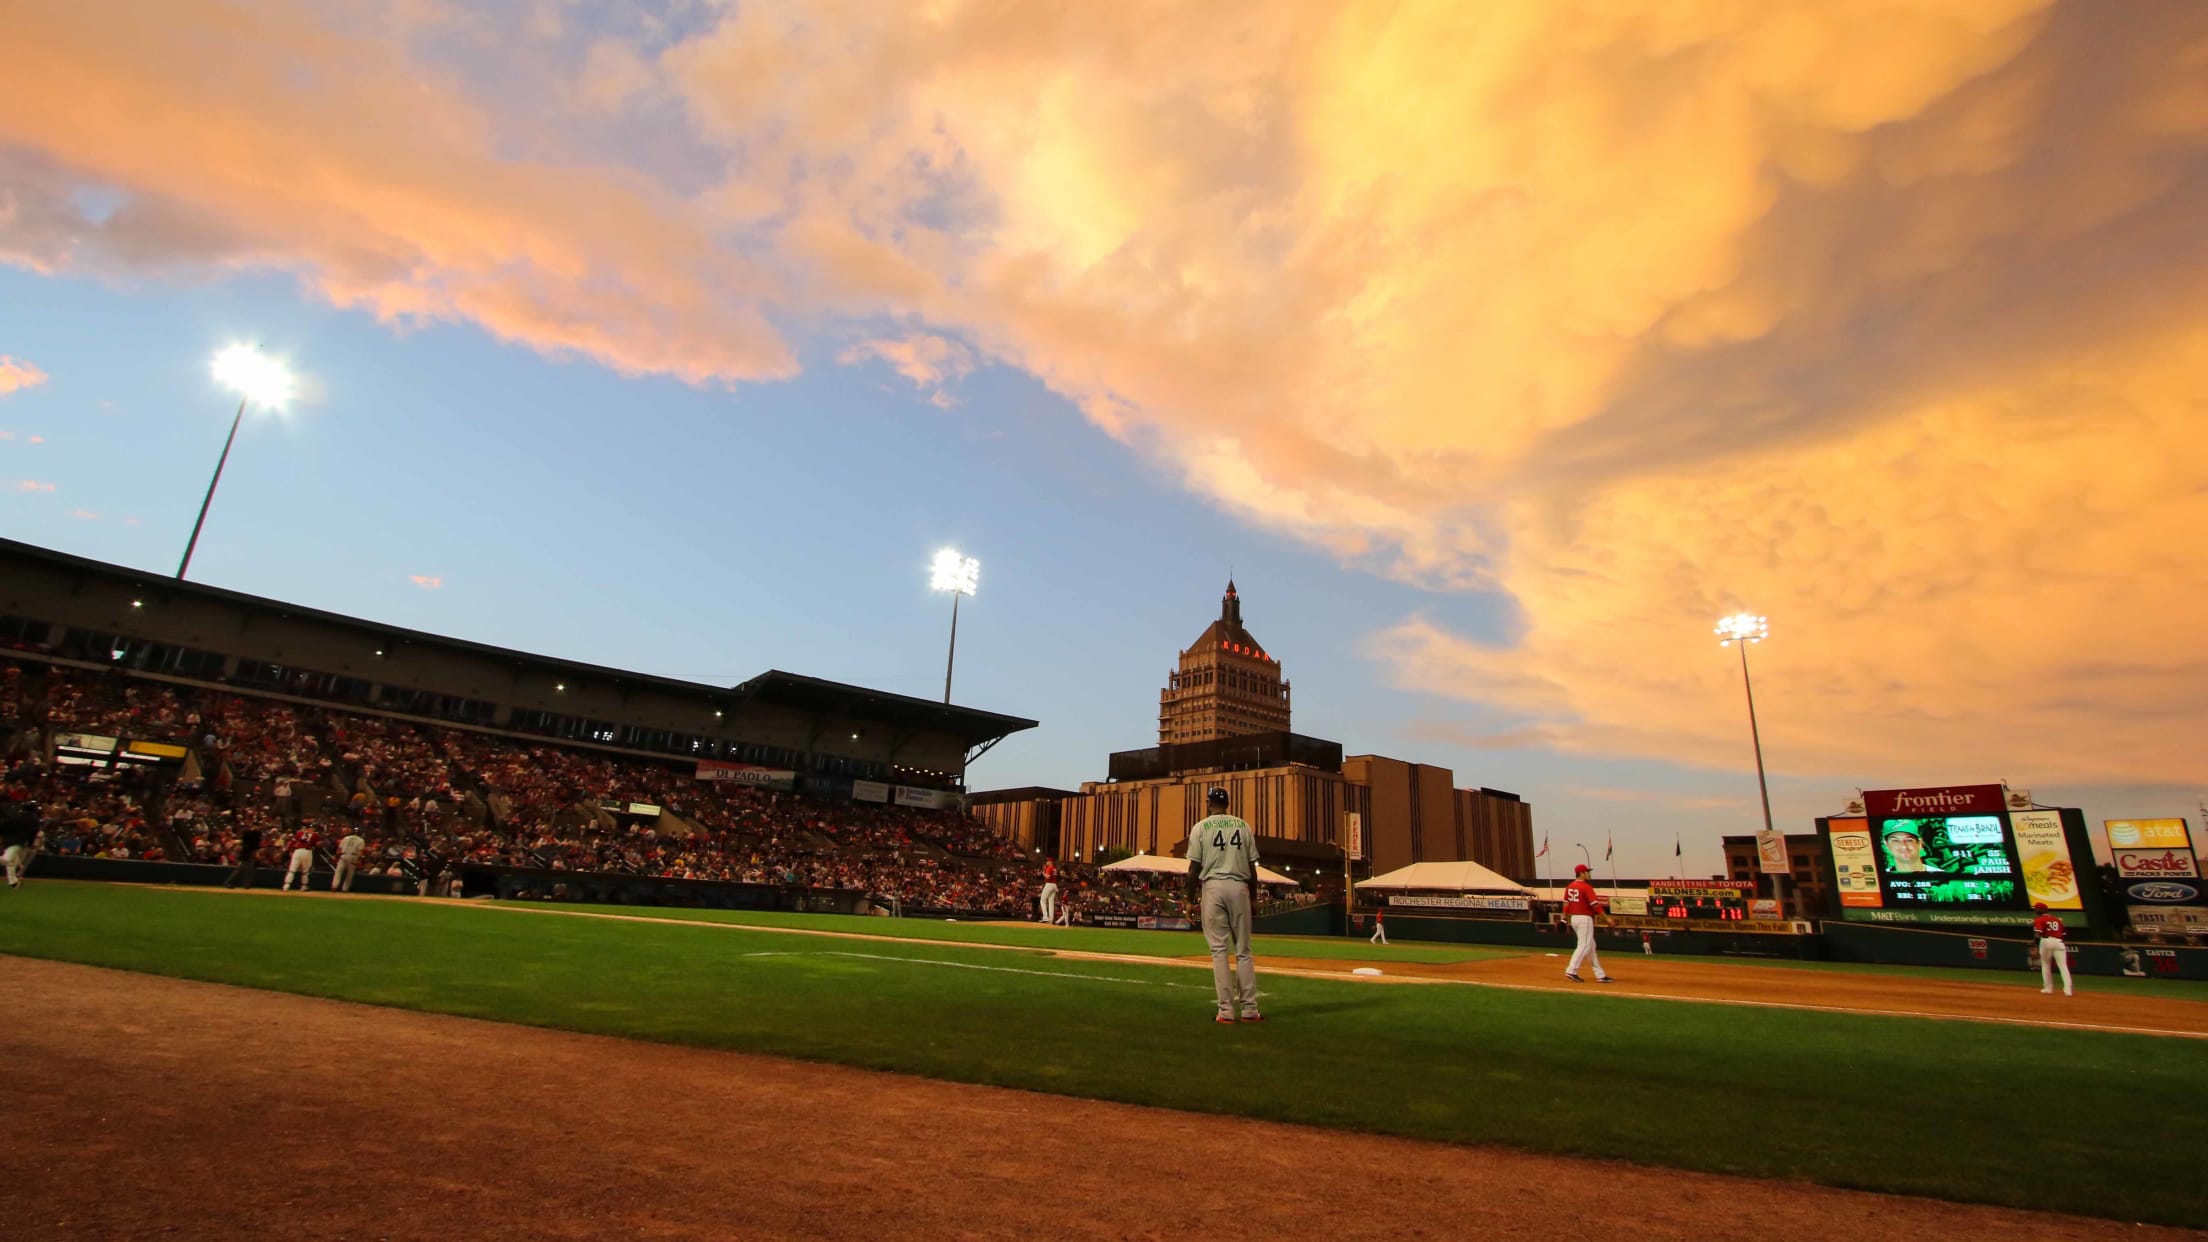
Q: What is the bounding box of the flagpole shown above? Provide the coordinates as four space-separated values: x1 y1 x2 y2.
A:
1609 835 1618 922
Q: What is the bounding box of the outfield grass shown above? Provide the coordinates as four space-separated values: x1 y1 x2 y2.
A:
500 901 1527 964
3 883 2203 1228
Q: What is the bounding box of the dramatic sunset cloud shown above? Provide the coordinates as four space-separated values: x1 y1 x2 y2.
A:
5 0 2205 785
838 334 975 408
0 356 48 395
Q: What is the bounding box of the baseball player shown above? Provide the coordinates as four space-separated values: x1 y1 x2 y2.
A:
1369 904 1388 945
332 827 367 892
1039 857 1059 925
1563 863 1615 983
2032 902 2072 996
1184 786 1263 1023
2 786 41 889
281 825 318 892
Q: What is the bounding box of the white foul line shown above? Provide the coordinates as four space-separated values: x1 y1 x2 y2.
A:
740 949 1207 990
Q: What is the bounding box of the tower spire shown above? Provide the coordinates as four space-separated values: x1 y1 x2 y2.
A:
1222 578 1241 627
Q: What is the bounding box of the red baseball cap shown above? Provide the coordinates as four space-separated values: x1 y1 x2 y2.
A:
2033 902 2049 912
1574 863 1591 874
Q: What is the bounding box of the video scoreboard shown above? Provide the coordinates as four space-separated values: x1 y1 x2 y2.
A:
1606 879 1756 929
1822 784 2092 927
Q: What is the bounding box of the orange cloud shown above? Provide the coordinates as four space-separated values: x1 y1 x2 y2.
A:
0 357 47 395
13 480 57 493
68 508 98 520
410 575 444 590
838 334 974 407
0 6 793 385
7 1 2208 788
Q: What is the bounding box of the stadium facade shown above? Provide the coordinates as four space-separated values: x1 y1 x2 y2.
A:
974 583 1535 879
0 538 1034 796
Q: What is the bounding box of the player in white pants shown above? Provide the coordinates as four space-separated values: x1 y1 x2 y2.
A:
331 830 366 892
1562 863 1614 983
1369 906 1388 944
281 827 318 892
2032 903 2072 996
1186 787 1263 1023
1038 857 1059 924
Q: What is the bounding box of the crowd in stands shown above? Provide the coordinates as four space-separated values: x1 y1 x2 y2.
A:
0 658 1235 920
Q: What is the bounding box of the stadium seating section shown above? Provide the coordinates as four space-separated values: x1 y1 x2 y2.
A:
0 658 1200 920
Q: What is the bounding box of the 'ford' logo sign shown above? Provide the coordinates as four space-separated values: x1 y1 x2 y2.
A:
2128 881 2200 904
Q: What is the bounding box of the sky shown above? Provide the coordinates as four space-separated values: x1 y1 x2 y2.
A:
3 0 2205 877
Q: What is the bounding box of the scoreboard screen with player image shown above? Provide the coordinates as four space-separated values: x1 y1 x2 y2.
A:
1875 816 2016 909
1825 785 2092 926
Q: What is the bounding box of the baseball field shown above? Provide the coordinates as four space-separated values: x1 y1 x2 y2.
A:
5 882 2206 1239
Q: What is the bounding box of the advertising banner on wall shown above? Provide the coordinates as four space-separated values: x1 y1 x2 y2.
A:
2106 819 2193 851
851 780 890 803
1755 830 1788 872
893 786 958 810
2010 810 2084 911
694 760 796 789
1387 894 1533 912
1864 784 2009 819
1348 812 1364 860
2129 906 2208 935
1827 819 1883 908
2124 879 2204 906
2114 847 2199 880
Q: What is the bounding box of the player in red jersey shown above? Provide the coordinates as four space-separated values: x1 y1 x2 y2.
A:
281 826 319 892
1563 863 1614 983
2032 902 2072 996
1039 857 1059 925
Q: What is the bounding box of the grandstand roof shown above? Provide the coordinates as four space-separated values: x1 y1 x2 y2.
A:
0 537 1039 748
728 670 1038 747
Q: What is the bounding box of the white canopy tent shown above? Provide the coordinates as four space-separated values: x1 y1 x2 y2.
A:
1100 851 1297 887
1354 860 1531 894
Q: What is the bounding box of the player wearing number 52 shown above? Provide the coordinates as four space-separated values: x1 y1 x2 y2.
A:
1185 786 1263 1024
1563 864 1615 984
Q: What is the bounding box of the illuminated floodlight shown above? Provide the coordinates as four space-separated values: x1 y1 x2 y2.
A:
1714 612 1768 647
930 548 980 596
210 343 296 409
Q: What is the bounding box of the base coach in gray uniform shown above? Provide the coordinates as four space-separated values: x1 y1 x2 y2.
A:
1185 786 1264 1024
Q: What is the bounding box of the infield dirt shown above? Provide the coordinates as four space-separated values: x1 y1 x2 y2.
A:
5 954 2198 1242
1238 950 2208 1038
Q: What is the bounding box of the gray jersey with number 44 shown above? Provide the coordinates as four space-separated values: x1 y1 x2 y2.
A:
1187 814 1259 882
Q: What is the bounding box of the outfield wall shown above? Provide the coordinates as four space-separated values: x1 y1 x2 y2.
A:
1822 920 2208 981
26 854 418 894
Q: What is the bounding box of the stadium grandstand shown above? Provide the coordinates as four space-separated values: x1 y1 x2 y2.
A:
0 537 1273 920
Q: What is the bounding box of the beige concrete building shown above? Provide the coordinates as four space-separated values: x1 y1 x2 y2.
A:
975 586 1535 882
1157 581 1290 744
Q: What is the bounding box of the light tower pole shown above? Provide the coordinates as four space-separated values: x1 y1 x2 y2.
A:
180 344 297 580
1716 612 1780 911
931 548 980 704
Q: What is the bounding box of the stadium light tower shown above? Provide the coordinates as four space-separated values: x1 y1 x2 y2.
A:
931 547 980 703
178 344 297 580
1716 612 1780 904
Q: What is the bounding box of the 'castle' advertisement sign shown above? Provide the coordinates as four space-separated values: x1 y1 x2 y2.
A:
2115 849 2199 880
